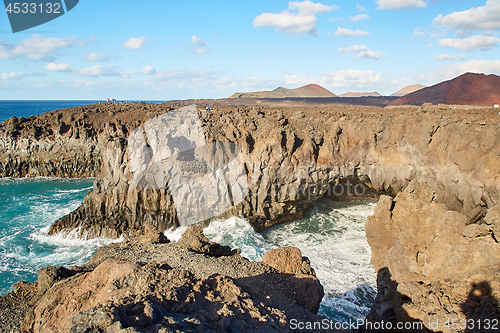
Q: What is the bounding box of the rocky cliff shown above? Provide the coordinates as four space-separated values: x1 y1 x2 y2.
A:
2 101 500 331
16 102 496 240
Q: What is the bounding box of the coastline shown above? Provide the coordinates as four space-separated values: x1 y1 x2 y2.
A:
1 101 500 332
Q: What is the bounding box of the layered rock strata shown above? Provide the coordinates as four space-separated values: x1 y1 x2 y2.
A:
28 103 499 239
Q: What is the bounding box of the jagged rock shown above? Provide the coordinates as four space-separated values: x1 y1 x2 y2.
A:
365 181 500 332
177 226 240 257
37 266 74 295
19 228 332 333
262 246 315 276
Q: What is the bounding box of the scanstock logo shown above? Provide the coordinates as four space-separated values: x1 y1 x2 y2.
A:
3 0 79 33
128 105 249 226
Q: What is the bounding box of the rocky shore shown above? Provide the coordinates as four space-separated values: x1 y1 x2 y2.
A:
1 101 500 332
1 226 332 333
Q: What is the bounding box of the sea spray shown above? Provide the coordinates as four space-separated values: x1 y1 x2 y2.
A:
0 178 120 294
165 199 377 323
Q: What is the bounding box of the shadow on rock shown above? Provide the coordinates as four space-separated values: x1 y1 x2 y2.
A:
461 281 500 333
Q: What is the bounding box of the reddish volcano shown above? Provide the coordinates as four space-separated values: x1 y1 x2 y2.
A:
391 73 500 106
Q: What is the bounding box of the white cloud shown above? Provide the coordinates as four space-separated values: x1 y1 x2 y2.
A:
433 0 500 34
0 34 86 60
44 62 72 72
141 66 156 75
356 4 366 11
1 72 24 80
413 28 425 37
253 0 335 36
427 43 434 48
338 45 368 53
70 65 135 78
350 14 371 22
322 69 384 87
121 36 148 50
430 31 446 38
413 60 500 84
354 50 387 60
191 35 209 46
191 36 209 55
84 53 117 62
328 17 345 22
335 27 370 36
435 53 457 61
376 0 427 10
89 35 98 43
438 35 500 51
195 48 208 55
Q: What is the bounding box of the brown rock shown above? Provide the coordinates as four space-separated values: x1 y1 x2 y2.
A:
262 246 315 276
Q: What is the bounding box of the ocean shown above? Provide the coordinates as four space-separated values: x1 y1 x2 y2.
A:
0 100 377 324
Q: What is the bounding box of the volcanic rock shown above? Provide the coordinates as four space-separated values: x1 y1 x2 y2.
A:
391 72 500 106
17 227 330 333
229 84 336 98
390 84 426 97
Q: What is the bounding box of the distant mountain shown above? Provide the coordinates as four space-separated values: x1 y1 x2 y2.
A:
229 84 336 98
390 84 426 97
339 92 381 97
391 73 500 106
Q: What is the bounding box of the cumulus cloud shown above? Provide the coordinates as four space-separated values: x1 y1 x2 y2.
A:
141 66 156 75
430 31 446 38
438 35 500 51
413 59 500 84
354 50 388 60
413 28 425 37
84 53 117 62
121 36 148 50
1 72 24 80
356 4 366 11
0 34 86 60
70 65 135 78
350 14 370 22
338 45 368 53
191 36 209 55
335 27 370 36
376 0 427 10
44 62 72 72
322 69 384 87
435 53 457 61
253 0 335 36
433 0 500 34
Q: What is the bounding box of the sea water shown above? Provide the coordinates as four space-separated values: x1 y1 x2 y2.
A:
0 177 122 294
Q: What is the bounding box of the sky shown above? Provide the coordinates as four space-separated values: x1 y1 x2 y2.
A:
0 0 499 100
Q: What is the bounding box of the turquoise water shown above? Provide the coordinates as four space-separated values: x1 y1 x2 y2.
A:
0 178 120 294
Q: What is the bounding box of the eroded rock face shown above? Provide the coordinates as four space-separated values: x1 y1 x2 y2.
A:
365 181 500 332
2 103 492 239
20 227 329 333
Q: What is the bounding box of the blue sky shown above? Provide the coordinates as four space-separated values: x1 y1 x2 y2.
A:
0 0 499 100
